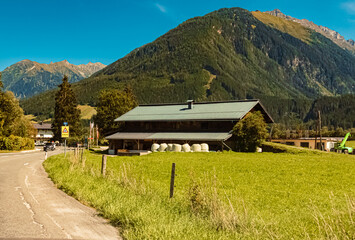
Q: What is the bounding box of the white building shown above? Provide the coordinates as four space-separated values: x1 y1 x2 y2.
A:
33 123 53 144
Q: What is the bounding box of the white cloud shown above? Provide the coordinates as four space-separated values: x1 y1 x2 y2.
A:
155 3 167 13
342 1 355 14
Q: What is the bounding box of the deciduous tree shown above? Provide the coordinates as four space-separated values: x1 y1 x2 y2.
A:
233 111 268 152
0 91 34 137
94 87 137 136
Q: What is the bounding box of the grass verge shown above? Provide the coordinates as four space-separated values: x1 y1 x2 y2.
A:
44 151 355 239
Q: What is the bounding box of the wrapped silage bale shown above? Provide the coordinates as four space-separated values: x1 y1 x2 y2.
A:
201 143 209 152
172 144 182 152
151 143 160 152
191 144 202 152
159 143 168 152
167 144 173 152
182 143 191 152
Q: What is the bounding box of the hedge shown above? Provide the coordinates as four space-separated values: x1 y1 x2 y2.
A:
0 135 35 151
261 142 321 154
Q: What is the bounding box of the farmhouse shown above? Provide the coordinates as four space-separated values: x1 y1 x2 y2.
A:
32 122 53 145
106 100 273 153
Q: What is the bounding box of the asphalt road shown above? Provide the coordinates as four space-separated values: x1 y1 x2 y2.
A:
0 148 120 240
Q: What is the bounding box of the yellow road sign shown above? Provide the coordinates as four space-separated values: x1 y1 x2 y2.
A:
61 126 70 138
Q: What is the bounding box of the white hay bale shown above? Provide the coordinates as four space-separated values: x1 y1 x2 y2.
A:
159 143 168 152
182 143 191 152
151 143 160 152
191 144 201 152
167 144 173 152
172 144 182 152
201 143 209 152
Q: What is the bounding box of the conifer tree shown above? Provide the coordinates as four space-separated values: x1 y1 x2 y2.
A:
0 72 3 89
52 76 81 141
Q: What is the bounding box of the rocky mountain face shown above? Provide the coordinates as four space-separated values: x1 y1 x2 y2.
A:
1 60 106 98
265 9 355 53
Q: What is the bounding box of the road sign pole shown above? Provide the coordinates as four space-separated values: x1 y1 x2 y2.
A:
64 139 66 157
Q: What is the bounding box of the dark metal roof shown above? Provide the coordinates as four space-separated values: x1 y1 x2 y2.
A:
106 132 232 141
33 123 52 130
115 100 273 123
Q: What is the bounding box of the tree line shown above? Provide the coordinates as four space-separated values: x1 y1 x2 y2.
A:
0 73 35 150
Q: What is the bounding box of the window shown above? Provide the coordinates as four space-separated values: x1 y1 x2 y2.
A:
300 142 309 148
201 122 208 130
286 142 295 146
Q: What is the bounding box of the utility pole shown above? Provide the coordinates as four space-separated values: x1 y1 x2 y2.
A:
318 111 323 151
89 121 92 147
96 125 99 146
314 114 318 150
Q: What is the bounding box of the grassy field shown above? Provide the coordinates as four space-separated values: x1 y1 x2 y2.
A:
77 105 97 120
252 11 312 43
44 150 355 239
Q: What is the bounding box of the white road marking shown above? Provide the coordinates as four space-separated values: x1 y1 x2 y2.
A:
15 188 46 236
46 213 72 239
25 175 39 204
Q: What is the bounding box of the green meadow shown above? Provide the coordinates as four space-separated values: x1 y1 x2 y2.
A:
44 150 355 239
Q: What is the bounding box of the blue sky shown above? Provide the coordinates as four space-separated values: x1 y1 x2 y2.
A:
0 0 354 71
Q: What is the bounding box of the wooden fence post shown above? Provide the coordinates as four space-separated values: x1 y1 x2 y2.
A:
101 155 107 177
81 147 84 161
170 163 176 198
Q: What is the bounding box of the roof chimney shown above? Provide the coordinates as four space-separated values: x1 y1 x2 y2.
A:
187 100 194 109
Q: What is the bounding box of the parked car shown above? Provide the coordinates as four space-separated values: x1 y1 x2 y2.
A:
44 142 55 151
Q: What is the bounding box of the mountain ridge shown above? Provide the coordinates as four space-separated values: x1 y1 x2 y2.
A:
265 9 355 53
1 60 106 98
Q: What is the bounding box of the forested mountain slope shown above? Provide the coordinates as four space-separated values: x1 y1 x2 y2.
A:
21 7 355 127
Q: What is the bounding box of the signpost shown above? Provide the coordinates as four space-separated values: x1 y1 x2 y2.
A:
61 125 70 156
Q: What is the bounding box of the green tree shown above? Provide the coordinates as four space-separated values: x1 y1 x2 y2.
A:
0 91 34 137
0 72 3 89
52 76 81 141
233 111 268 152
94 87 137 136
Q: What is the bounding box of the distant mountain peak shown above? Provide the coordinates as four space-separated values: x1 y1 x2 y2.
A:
265 9 355 53
1 60 106 98
56 59 70 65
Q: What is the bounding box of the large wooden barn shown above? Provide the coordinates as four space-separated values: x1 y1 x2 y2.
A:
106 100 273 153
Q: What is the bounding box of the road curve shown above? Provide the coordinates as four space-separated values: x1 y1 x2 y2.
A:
0 149 120 239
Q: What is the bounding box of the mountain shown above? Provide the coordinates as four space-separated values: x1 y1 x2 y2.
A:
21 7 355 127
1 60 106 98
265 9 355 54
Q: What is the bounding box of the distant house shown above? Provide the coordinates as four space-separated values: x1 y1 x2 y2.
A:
271 138 340 151
33 123 53 144
106 100 273 153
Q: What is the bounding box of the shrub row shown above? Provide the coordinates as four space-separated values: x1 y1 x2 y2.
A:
261 141 321 154
0 135 35 151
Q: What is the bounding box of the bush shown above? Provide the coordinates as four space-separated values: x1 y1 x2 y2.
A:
0 135 34 151
65 136 83 147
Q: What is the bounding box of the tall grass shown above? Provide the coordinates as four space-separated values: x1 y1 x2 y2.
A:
44 151 355 239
